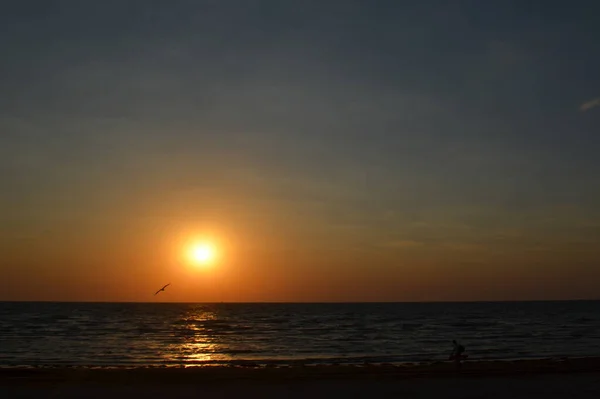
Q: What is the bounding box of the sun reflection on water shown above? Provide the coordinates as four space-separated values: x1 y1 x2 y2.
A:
161 307 234 365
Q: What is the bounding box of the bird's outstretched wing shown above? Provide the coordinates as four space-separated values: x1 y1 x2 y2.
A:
154 283 171 296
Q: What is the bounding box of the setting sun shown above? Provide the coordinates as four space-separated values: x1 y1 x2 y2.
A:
187 242 217 267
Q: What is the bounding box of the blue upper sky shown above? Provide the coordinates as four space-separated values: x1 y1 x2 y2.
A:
1 1 599 272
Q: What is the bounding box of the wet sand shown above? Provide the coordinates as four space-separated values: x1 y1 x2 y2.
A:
2 357 600 398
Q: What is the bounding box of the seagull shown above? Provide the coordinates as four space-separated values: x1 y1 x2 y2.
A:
154 283 170 296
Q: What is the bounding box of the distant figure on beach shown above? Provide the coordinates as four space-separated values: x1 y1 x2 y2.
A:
450 340 466 361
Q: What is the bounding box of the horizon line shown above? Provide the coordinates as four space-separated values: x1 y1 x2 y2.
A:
1 298 598 304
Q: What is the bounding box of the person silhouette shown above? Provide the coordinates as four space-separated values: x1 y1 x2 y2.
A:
450 340 466 367
451 340 465 357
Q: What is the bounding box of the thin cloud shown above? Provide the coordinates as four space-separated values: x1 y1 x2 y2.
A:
382 240 424 248
580 97 600 112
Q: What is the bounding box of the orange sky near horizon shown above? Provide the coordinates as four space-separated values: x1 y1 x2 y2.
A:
2 205 599 302
2 160 600 302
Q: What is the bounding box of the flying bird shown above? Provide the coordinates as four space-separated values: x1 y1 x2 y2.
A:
154 283 170 296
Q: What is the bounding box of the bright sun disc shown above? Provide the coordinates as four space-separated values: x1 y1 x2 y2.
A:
188 243 216 266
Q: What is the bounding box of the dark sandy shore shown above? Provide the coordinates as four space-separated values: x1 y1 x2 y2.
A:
2 357 600 398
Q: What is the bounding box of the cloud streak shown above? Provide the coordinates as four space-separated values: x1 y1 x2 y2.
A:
580 97 600 112
381 240 425 248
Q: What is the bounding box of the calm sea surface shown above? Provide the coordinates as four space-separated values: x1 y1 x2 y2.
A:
1 301 599 368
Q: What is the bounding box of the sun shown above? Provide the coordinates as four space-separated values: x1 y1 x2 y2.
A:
187 242 216 267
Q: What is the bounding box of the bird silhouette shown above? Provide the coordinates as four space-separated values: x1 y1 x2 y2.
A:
154 283 170 296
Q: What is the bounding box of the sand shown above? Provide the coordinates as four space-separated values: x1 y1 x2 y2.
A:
2 358 600 398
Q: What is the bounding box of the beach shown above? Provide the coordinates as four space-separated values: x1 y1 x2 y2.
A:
2 358 600 398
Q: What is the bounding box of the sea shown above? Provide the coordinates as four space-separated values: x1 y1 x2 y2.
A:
1 301 599 368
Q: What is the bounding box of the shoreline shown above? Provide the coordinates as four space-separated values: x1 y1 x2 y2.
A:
3 357 600 385
3 358 600 399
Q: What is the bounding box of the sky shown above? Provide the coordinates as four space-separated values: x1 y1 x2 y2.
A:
1 0 599 302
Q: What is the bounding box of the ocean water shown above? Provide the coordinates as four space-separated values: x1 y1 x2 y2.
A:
0 301 599 368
